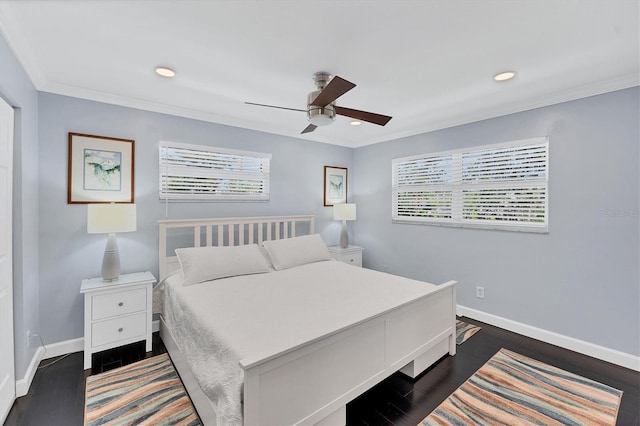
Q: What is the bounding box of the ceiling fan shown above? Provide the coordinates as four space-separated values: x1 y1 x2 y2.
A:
245 72 392 134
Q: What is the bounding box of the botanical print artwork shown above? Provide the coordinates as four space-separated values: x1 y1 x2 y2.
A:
328 174 344 199
323 165 347 206
84 149 122 191
68 132 134 203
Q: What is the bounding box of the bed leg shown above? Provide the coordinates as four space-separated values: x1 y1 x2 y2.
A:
399 360 418 379
449 331 457 356
316 405 346 426
399 338 450 379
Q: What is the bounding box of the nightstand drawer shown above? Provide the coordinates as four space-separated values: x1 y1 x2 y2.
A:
328 246 364 268
91 312 147 348
91 288 147 321
337 251 362 266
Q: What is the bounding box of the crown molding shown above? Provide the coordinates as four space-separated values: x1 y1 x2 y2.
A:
43 73 638 149
353 73 640 147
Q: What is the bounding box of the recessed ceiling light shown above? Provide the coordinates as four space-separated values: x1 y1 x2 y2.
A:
350 120 362 126
155 67 175 78
494 71 516 82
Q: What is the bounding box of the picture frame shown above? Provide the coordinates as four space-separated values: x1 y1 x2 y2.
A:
68 132 135 204
324 166 347 206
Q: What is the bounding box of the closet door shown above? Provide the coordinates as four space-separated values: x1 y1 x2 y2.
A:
0 96 15 423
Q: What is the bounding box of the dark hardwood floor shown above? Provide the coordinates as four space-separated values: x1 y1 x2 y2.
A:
5 335 168 426
5 318 639 426
348 319 639 426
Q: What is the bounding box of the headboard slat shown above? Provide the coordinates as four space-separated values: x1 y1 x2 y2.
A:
194 226 201 247
239 225 245 246
217 225 224 246
206 225 213 247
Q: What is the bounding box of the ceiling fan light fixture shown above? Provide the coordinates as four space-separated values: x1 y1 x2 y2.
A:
308 111 335 126
155 66 176 78
494 71 516 82
307 90 335 126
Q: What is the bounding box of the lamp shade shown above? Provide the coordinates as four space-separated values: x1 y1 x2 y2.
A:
333 203 356 221
87 203 137 234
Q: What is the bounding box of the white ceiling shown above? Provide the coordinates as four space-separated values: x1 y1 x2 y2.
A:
1 0 638 147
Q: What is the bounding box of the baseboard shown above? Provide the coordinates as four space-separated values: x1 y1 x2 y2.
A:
42 321 160 360
16 339 83 397
43 337 84 360
15 346 45 397
17 324 160 397
457 305 640 372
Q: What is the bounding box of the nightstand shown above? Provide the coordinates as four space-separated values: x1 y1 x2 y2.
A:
80 271 156 370
328 245 363 267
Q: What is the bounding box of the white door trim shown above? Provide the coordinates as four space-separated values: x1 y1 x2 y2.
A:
0 95 15 423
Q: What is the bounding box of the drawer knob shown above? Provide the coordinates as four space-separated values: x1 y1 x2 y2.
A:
118 302 124 307
118 328 123 332
350 259 354 262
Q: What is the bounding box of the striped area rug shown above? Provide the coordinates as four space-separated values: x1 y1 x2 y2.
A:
456 320 481 345
85 353 201 426
420 348 623 426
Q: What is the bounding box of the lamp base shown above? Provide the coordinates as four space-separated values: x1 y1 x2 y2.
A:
102 233 121 282
340 220 349 249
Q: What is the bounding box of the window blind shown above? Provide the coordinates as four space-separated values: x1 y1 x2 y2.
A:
392 137 548 232
159 141 271 201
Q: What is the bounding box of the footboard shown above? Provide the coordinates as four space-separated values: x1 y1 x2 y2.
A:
241 281 457 425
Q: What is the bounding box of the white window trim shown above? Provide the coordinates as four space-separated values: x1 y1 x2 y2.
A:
159 141 271 202
392 137 549 233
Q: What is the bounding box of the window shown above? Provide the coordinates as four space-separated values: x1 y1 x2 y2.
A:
392 137 548 232
159 141 271 201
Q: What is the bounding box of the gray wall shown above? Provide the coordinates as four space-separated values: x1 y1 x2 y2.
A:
37 92 353 345
353 88 639 356
0 32 40 379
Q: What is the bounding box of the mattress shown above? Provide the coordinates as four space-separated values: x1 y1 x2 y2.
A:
156 260 440 424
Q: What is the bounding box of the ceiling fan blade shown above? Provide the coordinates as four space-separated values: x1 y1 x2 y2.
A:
245 102 306 112
301 124 317 134
335 106 392 126
310 76 356 107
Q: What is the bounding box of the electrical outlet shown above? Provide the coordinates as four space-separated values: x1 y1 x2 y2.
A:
476 286 485 299
383 264 388 272
26 329 31 350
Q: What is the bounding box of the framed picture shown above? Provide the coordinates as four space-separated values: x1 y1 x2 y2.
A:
324 166 347 206
68 132 135 204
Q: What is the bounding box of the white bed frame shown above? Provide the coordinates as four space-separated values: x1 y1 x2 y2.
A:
158 215 456 426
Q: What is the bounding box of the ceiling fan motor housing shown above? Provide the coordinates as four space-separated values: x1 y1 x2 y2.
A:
307 90 335 126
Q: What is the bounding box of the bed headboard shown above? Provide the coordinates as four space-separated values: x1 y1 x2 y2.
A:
158 215 315 280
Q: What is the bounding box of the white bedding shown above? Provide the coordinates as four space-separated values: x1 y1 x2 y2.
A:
156 260 441 425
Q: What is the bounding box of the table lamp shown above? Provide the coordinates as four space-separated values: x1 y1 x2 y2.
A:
333 203 356 248
87 203 137 281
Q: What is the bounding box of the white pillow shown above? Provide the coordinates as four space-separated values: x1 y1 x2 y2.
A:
175 244 271 286
262 234 331 271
